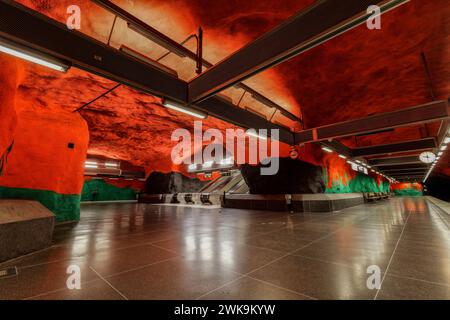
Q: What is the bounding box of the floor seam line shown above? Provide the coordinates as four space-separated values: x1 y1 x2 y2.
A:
149 243 183 255
22 278 101 300
387 273 450 288
243 274 318 300
103 256 180 279
240 225 349 277
89 266 129 300
373 211 411 300
194 276 245 300
291 253 354 269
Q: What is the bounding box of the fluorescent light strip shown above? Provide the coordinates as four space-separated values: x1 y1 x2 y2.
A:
246 130 268 140
338 154 347 159
444 137 450 144
162 99 207 119
105 162 118 167
322 147 333 153
0 38 70 72
85 164 98 169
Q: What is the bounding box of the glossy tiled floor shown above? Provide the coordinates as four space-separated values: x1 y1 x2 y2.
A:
0 197 449 300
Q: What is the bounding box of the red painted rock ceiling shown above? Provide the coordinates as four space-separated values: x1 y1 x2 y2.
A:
6 0 450 176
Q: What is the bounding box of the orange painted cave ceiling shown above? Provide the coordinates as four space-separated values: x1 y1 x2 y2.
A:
7 0 450 173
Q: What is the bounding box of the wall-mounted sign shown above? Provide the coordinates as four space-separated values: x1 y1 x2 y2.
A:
351 162 368 174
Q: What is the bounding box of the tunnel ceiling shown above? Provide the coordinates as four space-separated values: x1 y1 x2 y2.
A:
8 0 450 176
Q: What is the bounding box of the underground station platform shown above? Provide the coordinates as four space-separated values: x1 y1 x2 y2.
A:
0 0 449 307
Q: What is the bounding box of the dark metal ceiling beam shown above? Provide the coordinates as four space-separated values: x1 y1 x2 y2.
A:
295 100 450 144
435 119 450 152
387 170 428 176
392 175 425 179
188 0 408 103
380 164 429 172
0 0 186 101
0 1 294 144
91 0 302 124
92 0 195 60
396 177 424 181
196 96 294 143
352 138 436 157
369 156 423 166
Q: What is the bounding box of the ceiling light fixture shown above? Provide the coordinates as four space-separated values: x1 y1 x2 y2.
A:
322 147 333 153
162 98 207 119
105 162 119 167
0 37 70 72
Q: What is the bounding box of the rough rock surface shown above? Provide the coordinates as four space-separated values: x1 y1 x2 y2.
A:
240 158 325 194
2 0 449 181
145 172 207 194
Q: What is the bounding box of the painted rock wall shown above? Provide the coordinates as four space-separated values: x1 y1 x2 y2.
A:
240 158 325 194
0 55 89 222
324 168 390 194
145 172 207 194
0 56 19 175
391 182 423 196
81 178 142 201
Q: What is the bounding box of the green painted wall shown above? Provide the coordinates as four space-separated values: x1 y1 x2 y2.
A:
81 179 136 202
325 171 390 193
392 189 423 196
0 186 80 222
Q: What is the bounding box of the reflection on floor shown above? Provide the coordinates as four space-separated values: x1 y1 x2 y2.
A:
0 197 449 300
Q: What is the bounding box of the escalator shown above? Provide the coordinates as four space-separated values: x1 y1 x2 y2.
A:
228 178 249 194
140 170 249 207
200 170 249 205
